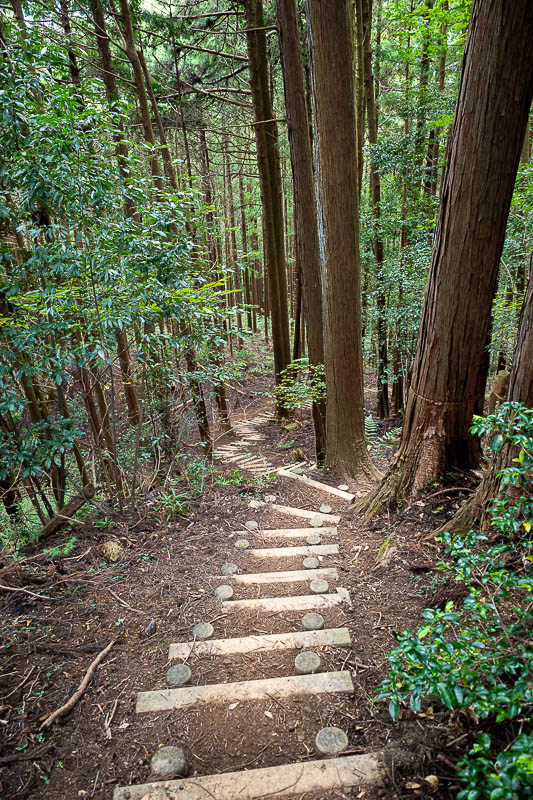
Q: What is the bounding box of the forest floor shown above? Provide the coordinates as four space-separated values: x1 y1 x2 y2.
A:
0 340 479 800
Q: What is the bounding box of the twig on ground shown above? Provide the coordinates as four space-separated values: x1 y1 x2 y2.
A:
40 639 116 729
106 588 143 613
0 584 50 600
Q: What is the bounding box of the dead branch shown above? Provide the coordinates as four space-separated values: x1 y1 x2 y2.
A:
40 639 116 729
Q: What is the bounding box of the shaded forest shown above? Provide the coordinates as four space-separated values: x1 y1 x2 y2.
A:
0 0 532 798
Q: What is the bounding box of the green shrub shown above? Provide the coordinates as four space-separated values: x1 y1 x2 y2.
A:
378 402 533 799
273 358 326 411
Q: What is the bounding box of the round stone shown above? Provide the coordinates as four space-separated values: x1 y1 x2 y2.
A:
306 535 321 545
245 520 258 530
248 499 262 509
303 557 320 569
315 726 349 756
264 494 276 502
302 613 324 631
310 579 329 594
151 746 187 779
192 622 213 640
214 584 233 600
310 517 323 528
221 562 239 575
235 539 250 549
166 664 192 687
338 484 349 491
320 504 332 514
295 651 322 675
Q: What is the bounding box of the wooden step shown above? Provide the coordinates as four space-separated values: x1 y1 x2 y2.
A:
228 567 338 584
169 626 351 659
136 670 354 713
270 503 341 523
221 591 348 613
113 752 382 800
277 469 355 501
233 526 338 539
246 544 339 558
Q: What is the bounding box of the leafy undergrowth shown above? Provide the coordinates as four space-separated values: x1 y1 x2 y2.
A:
379 403 533 799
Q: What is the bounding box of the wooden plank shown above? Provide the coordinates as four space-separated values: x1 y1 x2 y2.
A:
113 753 383 799
278 469 355 501
232 527 338 539
169 626 351 659
228 567 338 583
270 504 341 523
246 544 339 558
221 592 347 613
136 670 354 713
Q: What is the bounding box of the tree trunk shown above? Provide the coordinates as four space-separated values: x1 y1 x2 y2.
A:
306 0 377 479
440 265 533 534
360 0 533 515
277 0 326 462
116 0 163 190
199 127 231 432
244 0 291 404
362 0 389 419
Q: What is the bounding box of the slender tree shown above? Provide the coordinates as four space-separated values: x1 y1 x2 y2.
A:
243 0 291 403
277 0 326 461
306 0 377 479
360 0 533 514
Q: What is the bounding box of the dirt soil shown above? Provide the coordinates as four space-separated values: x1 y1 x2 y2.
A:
0 367 479 800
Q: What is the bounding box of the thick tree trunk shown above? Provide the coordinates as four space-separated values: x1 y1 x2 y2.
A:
440 268 533 534
244 0 291 403
360 0 533 514
277 0 326 462
306 0 377 479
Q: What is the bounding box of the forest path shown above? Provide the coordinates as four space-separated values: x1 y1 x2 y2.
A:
13 396 444 800
113 409 384 799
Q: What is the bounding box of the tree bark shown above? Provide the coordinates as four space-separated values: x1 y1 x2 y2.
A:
362 0 389 419
439 263 533 534
277 0 326 462
244 0 291 404
360 0 533 514
306 0 377 479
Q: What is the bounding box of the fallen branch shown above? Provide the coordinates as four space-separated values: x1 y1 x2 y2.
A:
39 484 95 540
40 639 116 729
0 583 50 600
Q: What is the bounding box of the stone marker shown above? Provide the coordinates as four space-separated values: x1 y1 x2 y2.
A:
166 664 192 687
303 557 320 569
338 484 349 491
320 504 332 514
264 494 276 502
235 539 250 549
302 613 325 631
306 535 321 545
315 726 349 756
310 579 329 594
221 562 239 575
192 622 214 640
215 585 234 600
151 746 187 779
245 520 259 530
295 651 322 674
310 517 323 528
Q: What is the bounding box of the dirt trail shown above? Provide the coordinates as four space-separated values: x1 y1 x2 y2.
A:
1 398 464 799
